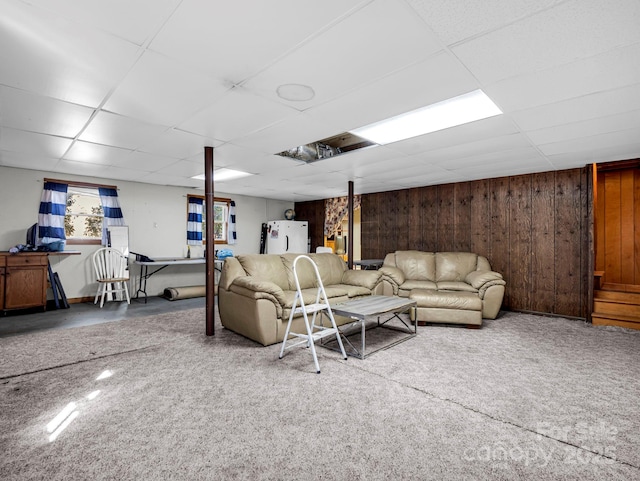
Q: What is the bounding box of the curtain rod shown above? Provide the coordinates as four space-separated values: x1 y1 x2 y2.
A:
43 178 118 190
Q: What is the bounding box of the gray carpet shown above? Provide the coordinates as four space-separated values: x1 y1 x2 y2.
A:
1 309 639 480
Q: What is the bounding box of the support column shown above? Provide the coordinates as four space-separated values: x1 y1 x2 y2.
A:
348 180 354 270
205 146 215 336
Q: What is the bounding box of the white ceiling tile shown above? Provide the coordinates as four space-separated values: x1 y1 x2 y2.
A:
307 51 479 132
386 115 520 156
548 142 640 167
512 83 640 131
230 113 338 155
104 51 231 127
137 129 220 159
155 160 203 178
405 0 564 46
178 87 300 142
0 128 72 158
150 0 366 82
243 0 442 109
452 0 640 84
526 110 640 146
64 141 132 165
0 150 60 171
55 158 122 177
0 1 140 106
24 0 182 46
78 111 169 150
111 151 178 172
538 128 640 156
486 42 640 113
0 86 94 137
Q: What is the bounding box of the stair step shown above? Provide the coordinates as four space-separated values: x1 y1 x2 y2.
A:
593 299 640 316
591 312 640 330
594 290 640 303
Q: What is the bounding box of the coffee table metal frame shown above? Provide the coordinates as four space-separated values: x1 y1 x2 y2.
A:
322 295 417 359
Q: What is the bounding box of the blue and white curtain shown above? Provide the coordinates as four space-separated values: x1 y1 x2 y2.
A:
38 181 68 246
187 196 203 245
228 200 237 245
99 187 125 245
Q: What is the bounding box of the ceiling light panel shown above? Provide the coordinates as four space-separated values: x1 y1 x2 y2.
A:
350 90 502 145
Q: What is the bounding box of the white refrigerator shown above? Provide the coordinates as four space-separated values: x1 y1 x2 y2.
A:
266 220 308 254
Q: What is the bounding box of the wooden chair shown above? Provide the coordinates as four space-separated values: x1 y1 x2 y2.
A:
93 247 130 308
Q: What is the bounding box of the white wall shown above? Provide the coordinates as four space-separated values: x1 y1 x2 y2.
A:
0 166 292 299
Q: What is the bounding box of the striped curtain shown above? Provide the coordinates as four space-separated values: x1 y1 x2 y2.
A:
99 187 125 245
228 200 237 245
38 181 68 246
187 196 203 245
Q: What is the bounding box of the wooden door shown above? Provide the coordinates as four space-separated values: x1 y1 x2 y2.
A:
595 164 640 290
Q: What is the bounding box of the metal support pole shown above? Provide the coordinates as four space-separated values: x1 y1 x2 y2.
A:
205 146 215 336
348 180 354 270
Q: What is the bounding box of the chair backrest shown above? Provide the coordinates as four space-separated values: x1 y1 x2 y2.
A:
93 247 129 281
315 246 333 253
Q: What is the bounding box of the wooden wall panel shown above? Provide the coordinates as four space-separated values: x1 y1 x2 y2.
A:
454 182 472 252
437 184 455 252
620 170 635 284
360 167 591 318
635 169 640 284
530 171 556 313
554 170 583 317
469 179 491 258
422 186 438 251
603 171 622 282
489 177 511 308
509 175 532 311
407 188 423 250
294 199 324 252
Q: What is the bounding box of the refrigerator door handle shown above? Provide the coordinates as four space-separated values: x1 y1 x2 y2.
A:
286 235 289 252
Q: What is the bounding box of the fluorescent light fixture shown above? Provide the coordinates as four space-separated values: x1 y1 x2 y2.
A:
191 168 253 182
350 89 502 145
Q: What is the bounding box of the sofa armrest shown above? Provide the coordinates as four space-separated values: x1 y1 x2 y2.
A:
465 270 506 298
379 266 406 286
230 276 287 318
341 270 382 291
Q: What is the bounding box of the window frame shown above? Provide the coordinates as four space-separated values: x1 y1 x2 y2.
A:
45 178 118 246
187 195 231 245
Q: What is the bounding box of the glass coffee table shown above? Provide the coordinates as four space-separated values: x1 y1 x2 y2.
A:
322 295 417 359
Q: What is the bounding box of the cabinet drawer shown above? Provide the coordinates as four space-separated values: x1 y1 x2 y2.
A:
6 255 48 267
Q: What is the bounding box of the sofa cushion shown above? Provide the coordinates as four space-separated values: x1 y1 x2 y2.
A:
281 254 318 290
435 252 478 282
436 281 479 293
280 287 350 320
310 253 347 286
331 284 372 298
237 254 289 290
395 251 435 280
410 289 482 311
400 280 437 291
340 269 381 291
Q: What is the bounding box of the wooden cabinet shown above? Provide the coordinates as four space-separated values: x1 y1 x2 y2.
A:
0 253 48 312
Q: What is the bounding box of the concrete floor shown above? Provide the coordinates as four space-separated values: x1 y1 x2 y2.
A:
0 296 206 338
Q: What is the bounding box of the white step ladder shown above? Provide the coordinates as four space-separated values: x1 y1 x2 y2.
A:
278 255 347 373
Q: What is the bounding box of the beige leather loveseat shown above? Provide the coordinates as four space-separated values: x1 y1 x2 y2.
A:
218 253 383 345
379 251 505 327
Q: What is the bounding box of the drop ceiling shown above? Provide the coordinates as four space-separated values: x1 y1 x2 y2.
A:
1 0 639 201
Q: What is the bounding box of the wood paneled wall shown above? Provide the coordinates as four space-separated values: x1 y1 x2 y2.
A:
294 199 325 253
359 168 592 318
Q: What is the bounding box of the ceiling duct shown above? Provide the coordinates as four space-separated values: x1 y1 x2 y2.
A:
277 132 376 163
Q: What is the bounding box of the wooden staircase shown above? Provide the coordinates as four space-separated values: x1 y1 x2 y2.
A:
592 290 640 330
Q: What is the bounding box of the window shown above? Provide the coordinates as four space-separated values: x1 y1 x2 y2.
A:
65 186 104 244
187 196 231 244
